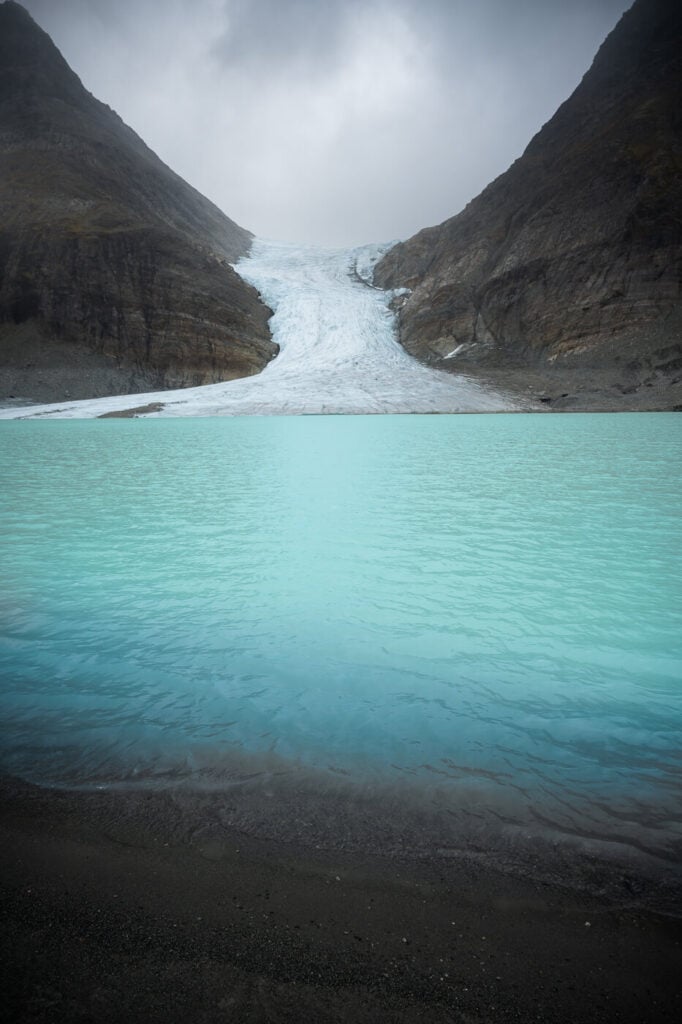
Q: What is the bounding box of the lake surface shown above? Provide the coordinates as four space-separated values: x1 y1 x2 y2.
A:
1 414 681 868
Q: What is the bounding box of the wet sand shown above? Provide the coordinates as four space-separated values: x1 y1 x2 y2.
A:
1 777 680 1023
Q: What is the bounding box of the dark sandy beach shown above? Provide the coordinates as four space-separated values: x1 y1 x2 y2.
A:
1 776 680 1023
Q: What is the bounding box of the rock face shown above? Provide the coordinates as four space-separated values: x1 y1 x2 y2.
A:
375 0 682 409
0 1 276 403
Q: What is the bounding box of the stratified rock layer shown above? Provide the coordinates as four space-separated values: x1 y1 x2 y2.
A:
375 0 682 408
0 2 276 403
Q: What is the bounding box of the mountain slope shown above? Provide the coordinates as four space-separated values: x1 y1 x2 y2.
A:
374 0 682 409
0 1 276 403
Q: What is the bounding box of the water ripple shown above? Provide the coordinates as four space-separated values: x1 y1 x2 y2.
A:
1 413 681 864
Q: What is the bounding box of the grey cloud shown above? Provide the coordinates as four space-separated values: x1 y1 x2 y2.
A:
20 0 632 246
211 0 630 74
212 0 365 75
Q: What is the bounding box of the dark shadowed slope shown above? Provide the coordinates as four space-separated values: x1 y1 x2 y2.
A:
375 0 682 410
0 1 276 404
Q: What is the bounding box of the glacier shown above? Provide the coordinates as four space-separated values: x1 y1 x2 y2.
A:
0 239 521 419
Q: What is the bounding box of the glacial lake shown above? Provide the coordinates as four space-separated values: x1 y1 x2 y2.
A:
1 414 681 866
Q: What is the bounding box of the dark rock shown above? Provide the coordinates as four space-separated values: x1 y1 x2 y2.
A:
375 0 682 409
0 2 277 403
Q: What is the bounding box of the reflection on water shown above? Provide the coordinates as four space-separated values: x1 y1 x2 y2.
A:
1 414 681 863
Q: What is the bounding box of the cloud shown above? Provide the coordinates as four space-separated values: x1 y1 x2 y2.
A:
212 0 364 76
21 0 631 245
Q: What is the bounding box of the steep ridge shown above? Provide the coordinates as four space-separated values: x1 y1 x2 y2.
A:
0 1 276 404
374 0 682 410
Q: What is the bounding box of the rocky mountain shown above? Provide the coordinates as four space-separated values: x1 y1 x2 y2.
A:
375 0 682 410
0 1 276 404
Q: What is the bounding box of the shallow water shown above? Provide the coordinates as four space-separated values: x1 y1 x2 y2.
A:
1 414 681 865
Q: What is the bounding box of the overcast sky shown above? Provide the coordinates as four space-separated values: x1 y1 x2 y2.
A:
23 0 631 246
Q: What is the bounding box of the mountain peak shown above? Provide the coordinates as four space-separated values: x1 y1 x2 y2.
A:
0 3 276 405
0 1 67 62
0 1 35 23
375 0 682 411
0 0 96 115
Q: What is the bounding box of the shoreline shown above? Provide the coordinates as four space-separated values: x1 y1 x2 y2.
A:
0 387 679 418
2 347 681 418
2 776 680 1022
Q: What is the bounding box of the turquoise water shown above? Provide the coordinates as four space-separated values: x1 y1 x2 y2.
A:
1 414 681 861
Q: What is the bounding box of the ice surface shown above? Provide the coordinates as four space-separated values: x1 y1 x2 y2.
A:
0 240 521 419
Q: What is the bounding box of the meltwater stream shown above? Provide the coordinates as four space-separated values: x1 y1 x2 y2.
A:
1 414 681 874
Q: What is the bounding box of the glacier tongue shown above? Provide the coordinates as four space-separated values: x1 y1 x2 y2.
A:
231 239 517 415
0 239 519 419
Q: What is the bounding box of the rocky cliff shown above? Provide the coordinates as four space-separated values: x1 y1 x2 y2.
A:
375 0 682 410
0 1 276 404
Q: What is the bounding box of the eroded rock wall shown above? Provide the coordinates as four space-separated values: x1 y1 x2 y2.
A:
375 0 682 404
